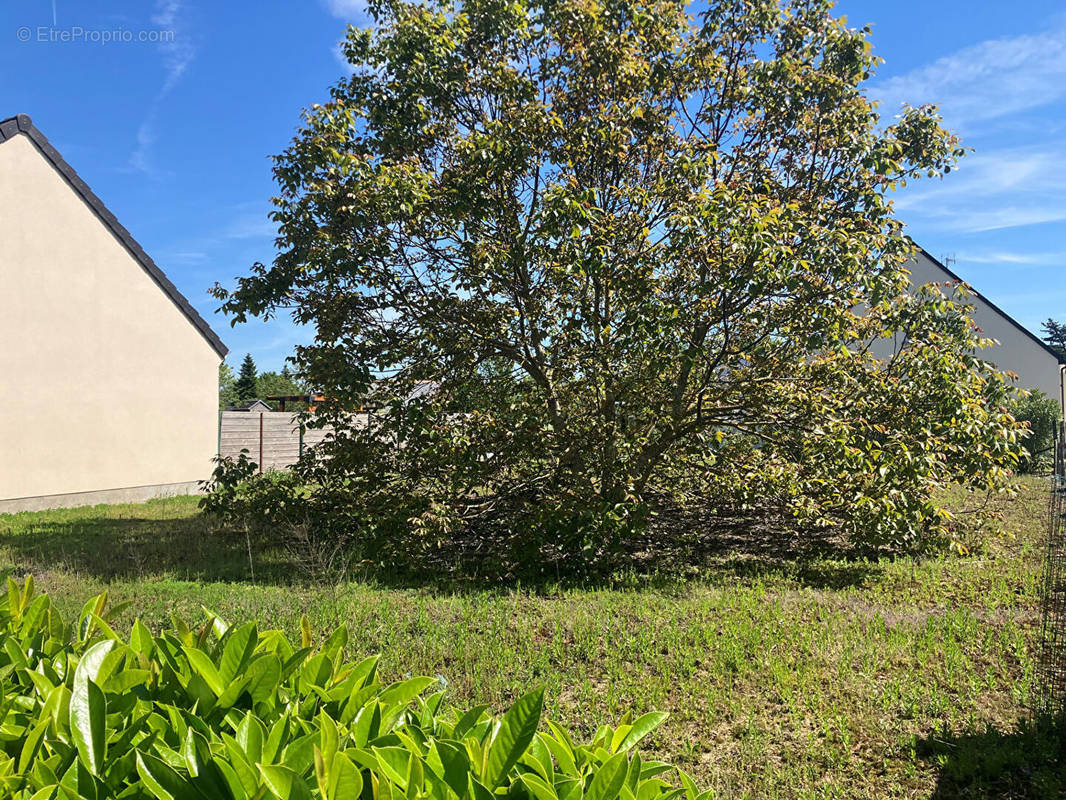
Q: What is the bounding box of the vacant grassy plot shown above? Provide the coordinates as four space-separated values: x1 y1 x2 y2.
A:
0 480 1061 798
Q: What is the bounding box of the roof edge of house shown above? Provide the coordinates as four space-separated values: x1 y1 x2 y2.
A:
0 113 229 358
912 243 1064 365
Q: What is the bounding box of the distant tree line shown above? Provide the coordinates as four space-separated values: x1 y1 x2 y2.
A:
218 354 304 410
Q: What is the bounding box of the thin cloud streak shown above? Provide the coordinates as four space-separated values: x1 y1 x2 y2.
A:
959 251 1066 266
892 143 1066 233
129 0 197 176
892 149 1057 212
870 19 1066 128
907 205 1066 234
223 213 278 241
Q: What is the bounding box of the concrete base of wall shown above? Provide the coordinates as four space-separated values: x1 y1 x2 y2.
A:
0 481 202 514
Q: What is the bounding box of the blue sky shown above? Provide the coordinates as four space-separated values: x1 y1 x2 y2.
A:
2 1 1064 371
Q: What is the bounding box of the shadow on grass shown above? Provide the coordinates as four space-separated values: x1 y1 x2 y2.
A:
0 499 883 593
0 512 295 585
353 503 885 593
919 716 1065 799
628 502 884 589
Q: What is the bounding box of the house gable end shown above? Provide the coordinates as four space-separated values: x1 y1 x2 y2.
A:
913 245 1062 365
0 114 228 358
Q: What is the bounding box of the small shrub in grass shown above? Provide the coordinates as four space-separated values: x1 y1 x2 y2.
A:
198 450 261 522
1011 389 1061 473
0 576 696 800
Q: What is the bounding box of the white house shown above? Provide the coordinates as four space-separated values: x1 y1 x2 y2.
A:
0 114 228 513
884 246 1064 410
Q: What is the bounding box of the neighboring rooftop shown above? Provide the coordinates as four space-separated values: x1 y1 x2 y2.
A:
227 400 275 412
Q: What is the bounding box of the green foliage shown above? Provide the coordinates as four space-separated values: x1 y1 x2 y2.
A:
214 0 1023 561
199 451 262 521
200 452 414 574
222 360 305 411
1041 318 1066 360
257 366 304 404
0 576 689 800
235 354 259 405
1012 389 1061 473
219 362 239 412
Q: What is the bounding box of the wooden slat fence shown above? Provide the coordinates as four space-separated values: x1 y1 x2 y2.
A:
219 411 336 472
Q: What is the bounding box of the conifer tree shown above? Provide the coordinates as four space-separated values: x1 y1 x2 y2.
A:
234 353 258 404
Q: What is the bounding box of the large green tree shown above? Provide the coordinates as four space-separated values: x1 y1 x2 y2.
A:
1041 318 1066 360
218 362 238 411
216 0 1022 561
256 367 304 401
234 354 259 405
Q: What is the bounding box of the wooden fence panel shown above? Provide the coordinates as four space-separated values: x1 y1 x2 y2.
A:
218 411 369 471
219 411 332 471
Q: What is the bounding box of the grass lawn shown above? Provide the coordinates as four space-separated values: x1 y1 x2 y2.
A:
1 480 1061 798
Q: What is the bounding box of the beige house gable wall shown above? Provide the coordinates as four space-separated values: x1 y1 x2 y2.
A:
0 132 222 503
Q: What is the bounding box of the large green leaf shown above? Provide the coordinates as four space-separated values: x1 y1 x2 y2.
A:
72 640 115 687
587 752 629 800
136 751 203 800
329 752 363 800
484 688 544 788
378 676 437 708
18 717 50 774
434 740 472 797
130 619 154 655
615 713 668 753
220 623 258 685
183 647 225 697
235 712 266 765
521 773 560 800
69 678 106 776
244 654 282 704
373 746 412 790
259 763 312 800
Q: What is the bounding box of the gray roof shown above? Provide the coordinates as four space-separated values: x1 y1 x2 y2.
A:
229 400 274 412
0 113 228 357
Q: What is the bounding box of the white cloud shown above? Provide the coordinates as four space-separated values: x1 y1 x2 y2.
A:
325 0 367 72
959 250 1066 265
901 200 1066 234
128 119 157 175
129 0 197 175
152 0 196 92
930 206 1066 233
870 20 1066 128
323 0 368 20
893 149 1058 211
223 214 278 241
891 144 1066 233
160 250 210 265
333 40 355 74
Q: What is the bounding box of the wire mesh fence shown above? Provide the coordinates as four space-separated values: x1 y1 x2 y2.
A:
1034 422 1066 716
